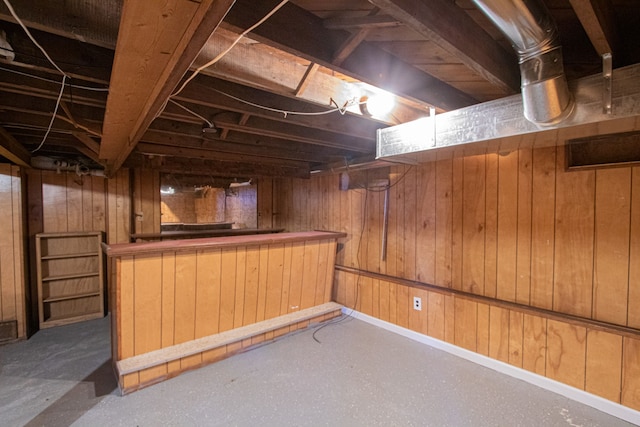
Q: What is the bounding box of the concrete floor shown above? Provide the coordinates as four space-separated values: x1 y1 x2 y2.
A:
0 315 635 427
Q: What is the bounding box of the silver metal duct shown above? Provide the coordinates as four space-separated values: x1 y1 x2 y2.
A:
471 0 573 125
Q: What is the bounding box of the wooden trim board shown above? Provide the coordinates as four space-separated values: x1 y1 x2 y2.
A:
117 302 343 375
104 231 347 257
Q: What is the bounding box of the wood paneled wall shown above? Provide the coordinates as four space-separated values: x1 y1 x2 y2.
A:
273 143 640 410
27 168 131 245
133 169 160 235
0 165 26 339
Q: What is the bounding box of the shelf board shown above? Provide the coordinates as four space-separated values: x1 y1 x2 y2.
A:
43 291 101 303
41 252 100 260
40 312 104 329
42 272 100 282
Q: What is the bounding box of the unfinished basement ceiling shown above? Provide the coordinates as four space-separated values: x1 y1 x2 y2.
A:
0 0 638 178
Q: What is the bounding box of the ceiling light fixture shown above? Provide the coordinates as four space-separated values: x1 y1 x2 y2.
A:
201 121 217 134
359 91 395 117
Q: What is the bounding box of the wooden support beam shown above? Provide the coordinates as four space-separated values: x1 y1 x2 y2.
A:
125 154 311 179
368 0 519 94
135 142 310 170
223 0 478 111
568 0 618 57
100 0 235 176
332 30 370 67
0 126 31 167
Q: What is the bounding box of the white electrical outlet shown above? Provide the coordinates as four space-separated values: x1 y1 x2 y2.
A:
413 296 422 311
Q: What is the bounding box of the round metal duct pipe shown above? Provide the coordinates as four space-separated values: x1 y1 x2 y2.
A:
471 0 574 125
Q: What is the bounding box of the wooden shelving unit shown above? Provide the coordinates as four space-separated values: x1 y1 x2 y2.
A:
35 232 104 329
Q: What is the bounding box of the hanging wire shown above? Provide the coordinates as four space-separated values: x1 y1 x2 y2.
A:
171 0 290 99
2 0 70 153
0 66 109 91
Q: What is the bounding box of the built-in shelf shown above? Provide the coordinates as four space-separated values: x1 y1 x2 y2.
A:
36 231 105 329
42 272 100 282
43 291 101 303
41 252 99 260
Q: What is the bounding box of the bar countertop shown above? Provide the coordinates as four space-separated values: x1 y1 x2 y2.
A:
102 231 347 257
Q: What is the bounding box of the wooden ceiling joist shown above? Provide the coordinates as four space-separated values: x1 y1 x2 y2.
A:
367 0 519 94
222 0 477 111
0 126 31 167
126 155 311 179
568 0 618 57
100 0 235 176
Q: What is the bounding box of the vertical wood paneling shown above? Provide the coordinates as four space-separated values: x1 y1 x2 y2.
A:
403 166 417 280
174 253 197 344
314 241 329 305
508 311 524 368
279 244 292 315
359 276 373 315
378 279 390 322
220 248 237 332
476 302 490 356
42 172 68 232
243 247 260 324
386 167 401 278
622 337 640 410
427 291 445 341
134 255 165 383
195 250 221 338
234 247 247 327
133 255 162 355
516 149 532 305
554 146 595 318
392 167 405 277
530 147 556 309
454 298 477 351
497 151 518 302
586 330 622 402
629 167 640 328
265 244 284 318
416 163 436 284
133 170 160 235
256 245 268 322
161 253 179 374
444 294 455 343
66 174 83 231
522 314 546 375
257 177 273 229
107 169 131 244
91 176 107 232
484 154 498 298
287 243 304 312
435 159 452 288
546 320 586 389
118 257 135 360
396 283 409 329
461 156 485 295
593 169 631 324
300 242 319 309
451 157 464 290
489 305 509 363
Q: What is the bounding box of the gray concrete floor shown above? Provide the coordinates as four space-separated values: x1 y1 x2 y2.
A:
0 314 635 427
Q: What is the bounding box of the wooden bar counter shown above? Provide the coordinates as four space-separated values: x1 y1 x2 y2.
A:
103 231 346 394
